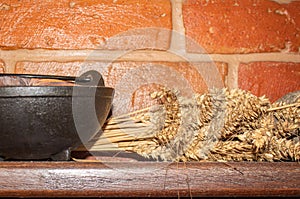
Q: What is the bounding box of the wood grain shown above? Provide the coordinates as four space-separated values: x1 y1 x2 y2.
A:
0 162 299 197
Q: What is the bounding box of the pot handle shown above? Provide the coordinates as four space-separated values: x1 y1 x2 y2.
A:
76 70 105 87
0 73 77 82
0 70 105 86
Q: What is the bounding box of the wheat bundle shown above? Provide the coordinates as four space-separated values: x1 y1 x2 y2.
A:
86 88 300 162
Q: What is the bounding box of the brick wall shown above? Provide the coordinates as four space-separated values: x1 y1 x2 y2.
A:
0 0 299 113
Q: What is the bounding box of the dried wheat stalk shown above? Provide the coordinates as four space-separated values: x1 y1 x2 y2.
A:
87 88 300 162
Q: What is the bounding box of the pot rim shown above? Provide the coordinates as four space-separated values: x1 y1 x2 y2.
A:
0 86 114 97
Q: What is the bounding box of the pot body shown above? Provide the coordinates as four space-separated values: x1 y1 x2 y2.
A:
0 86 114 160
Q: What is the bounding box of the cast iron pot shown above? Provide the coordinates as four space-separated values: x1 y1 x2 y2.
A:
0 71 114 160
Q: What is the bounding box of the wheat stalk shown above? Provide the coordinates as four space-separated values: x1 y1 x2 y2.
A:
76 88 300 162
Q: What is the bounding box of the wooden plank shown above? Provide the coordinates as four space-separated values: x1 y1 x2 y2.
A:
0 162 299 197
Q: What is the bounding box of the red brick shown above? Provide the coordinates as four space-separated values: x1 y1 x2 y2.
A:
16 61 227 113
106 62 227 92
106 61 227 112
0 60 4 73
183 0 300 53
238 62 300 102
0 0 171 50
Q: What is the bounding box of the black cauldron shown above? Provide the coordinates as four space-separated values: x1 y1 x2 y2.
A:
0 71 114 160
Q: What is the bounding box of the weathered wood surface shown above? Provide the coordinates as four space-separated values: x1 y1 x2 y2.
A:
0 162 299 197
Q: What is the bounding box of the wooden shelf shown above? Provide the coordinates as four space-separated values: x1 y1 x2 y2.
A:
0 162 299 197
